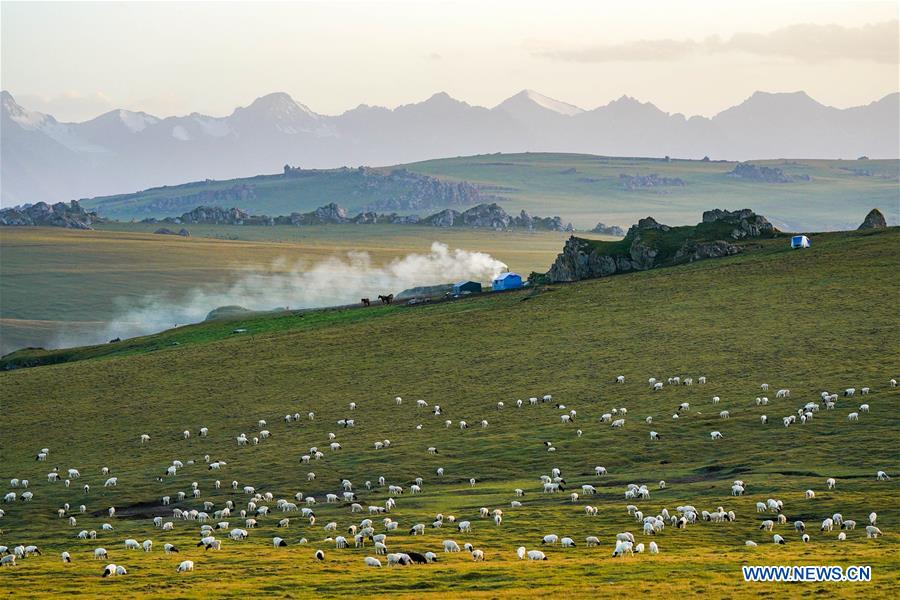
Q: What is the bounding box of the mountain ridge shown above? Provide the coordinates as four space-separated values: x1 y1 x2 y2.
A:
3 88 898 205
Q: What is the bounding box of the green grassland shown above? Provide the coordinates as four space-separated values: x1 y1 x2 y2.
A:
78 153 900 230
0 225 590 355
1 228 897 598
406 154 899 230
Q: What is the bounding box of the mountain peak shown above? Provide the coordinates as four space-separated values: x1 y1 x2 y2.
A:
231 92 323 134
2 90 52 129
497 90 584 116
245 92 307 112
423 91 465 105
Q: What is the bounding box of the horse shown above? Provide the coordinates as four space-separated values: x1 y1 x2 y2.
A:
361 298 371 307
378 294 394 305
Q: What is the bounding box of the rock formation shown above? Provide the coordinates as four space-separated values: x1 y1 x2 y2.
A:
545 209 776 283
858 208 887 230
0 200 96 229
701 208 777 239
727 163 810 183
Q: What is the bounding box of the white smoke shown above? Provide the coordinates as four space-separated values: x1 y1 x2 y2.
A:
54 242 507 347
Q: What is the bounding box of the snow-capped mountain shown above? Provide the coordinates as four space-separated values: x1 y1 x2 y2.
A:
1 88 897 205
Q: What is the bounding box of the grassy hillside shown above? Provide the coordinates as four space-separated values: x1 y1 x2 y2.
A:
1 228 897 598
406 153 899 230
0 225 589 354
77 153 900 230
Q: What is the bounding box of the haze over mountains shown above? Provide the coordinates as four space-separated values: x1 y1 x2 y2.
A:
2 88 898 206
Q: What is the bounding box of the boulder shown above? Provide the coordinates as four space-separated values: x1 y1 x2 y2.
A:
858 208 887 230
314 202 348 224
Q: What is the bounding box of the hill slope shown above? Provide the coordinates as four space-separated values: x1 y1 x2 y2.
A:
1 228 897 597
49 153 900 231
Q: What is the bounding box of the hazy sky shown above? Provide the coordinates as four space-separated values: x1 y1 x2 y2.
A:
2 0 898 121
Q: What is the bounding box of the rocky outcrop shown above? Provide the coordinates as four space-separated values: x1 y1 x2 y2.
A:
423 209 461 228
153 227 191 237
132 184 257 216
702 208 777 239
674 240 740 262
858 208 887 230
632 216 670 233
545 209 776 283
619 173 686 190
459 203 512 229
591 222 625 236
360 168 492 212
0 200 96 229
147 202 572 231
727 163 810 183
178 205 271 225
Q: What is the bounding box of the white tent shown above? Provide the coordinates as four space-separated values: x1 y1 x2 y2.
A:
791 235 811 249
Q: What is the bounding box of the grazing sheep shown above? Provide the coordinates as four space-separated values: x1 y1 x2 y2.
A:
848 412 859 421
773 534 786 545
174 560 194 573
527 550 547 561
364 556 382 567
612 540 634 557
710 431 724 440
876 471 890 480
541 534 559 545
442 540 461 552
805 490 815 499
866 526 882 538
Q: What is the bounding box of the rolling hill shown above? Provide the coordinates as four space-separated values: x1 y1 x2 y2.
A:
0 227 897 597
3 88 898 206
49 153 900 231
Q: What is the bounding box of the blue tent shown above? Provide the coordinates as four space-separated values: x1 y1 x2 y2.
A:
791 235 810 249
492 272 523 291
453 280 482 294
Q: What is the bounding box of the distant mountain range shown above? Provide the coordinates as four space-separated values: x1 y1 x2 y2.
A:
2 89 898 205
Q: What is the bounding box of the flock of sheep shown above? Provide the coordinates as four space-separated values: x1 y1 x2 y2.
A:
1 375 895 583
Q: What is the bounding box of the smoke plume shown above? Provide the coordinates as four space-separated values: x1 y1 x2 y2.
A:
53 242 508 348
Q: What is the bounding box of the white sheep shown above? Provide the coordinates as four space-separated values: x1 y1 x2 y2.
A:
364 556 382 567
866 525 882 538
